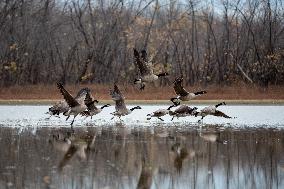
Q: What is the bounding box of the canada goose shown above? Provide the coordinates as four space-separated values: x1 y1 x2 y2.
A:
194 102 232 122
80 92 111 119
171 76 206 105
133 48 169 90
169 105 198 121
56 83 89 126
47 87 92 118
110 85 142 119
146 104 175 121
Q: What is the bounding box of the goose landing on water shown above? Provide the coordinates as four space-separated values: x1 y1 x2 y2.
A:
171 76 206 106
80 93 111 119
133 49 169 90
110 85 142 119
195 102 232 122
169 105 198 121
47 87 91 118
56 83 89 126
147 104 176 121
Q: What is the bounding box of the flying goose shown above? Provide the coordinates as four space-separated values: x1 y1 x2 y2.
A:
80 92 111 119
56 83 89 125
47 87 92 118
110 84 142 119
194 102 232 122
171 76 206 105
169 105 198 121
133 48 169 90
146 104 175 121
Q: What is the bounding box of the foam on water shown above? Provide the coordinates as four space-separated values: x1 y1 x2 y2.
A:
0 105 284 128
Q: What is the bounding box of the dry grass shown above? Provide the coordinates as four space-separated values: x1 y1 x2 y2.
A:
0 83 284 101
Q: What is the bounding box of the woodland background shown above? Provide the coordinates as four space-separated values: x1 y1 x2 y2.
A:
0 0 284 89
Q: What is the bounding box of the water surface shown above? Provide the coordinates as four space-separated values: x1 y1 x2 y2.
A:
0 105 284 189
1 126 284 189
0 105 283 128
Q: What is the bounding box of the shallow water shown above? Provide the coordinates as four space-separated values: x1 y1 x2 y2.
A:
0 105 284 128
0 105 284 189
1 126 284 189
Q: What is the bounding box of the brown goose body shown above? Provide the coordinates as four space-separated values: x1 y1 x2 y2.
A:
195 102 232 122
171 77 206 105
110 85 141 118
133 49 168 90
56 83 89 125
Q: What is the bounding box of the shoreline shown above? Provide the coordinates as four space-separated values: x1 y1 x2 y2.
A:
1 99 284 105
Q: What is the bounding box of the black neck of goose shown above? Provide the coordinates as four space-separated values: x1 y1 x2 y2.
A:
101 104 110 109
86 101 95 107
130 106 141 111
167 104 175 110
215 102 226 108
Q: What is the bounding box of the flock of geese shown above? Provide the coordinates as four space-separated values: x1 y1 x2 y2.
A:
47 49 232 126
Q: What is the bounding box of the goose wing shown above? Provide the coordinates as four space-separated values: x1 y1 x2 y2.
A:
57 83 79 107
49 100 69 114
213 110 232 118
173 77 189 97
133 48 153 76
75 88 91 105
111 85 127 112
115 99 128 112
84 92 98 111
201 105 215 114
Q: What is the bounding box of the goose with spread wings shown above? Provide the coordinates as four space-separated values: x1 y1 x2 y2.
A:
110 85 141 119
81 92 111 119
171 76 207 105
194 102 232 122
133 48 168 90
56 83 89 125
47 87 91 118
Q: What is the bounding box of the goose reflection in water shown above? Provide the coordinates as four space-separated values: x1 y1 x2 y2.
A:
49 129 97 171
15 126 282 189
